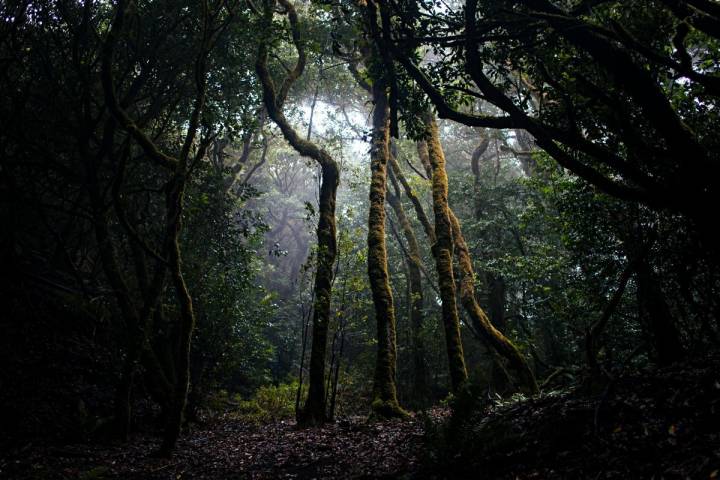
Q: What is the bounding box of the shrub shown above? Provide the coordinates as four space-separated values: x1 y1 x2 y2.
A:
234 381 297 424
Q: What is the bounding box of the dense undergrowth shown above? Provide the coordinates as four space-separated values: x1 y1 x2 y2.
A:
424 355 720 479
207 382 298 425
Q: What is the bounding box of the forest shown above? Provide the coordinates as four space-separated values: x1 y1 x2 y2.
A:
1 0 719 478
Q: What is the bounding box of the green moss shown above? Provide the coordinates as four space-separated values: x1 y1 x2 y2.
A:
448 191 538 394
370 397 411 420
367 80 404 413
233 382 298 424
425 114 469 392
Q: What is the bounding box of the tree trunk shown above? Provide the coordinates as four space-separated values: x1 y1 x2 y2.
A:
299 162 339 425
255 0 340 424
368 80 406 417
387 164 429 405
636 257 685 365
448 209 538 394
102 0 210 455
423 114 469 392
158 174 197 455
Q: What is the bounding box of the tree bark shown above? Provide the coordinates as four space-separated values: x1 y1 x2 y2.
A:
367 80 406 417
423 114 469 392
255 0 339 426
387 162 429 404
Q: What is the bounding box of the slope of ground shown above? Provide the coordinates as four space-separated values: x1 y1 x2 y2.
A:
3 357 719 479
425 354 720 479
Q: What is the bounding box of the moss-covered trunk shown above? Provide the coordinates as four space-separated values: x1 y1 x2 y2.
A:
368 80 405 417
301 162 339 424
448 210 538 394
158 173 197 455
423 115 469 392
255 0 339 425
102 0 208 453
387 162 429 404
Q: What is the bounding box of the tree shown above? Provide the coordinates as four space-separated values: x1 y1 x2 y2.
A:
377 0 719 241
255 0 340 425
366 76 406 416
0 0 260 453
421 115 469 392
387 158 430 404
101 0 228 454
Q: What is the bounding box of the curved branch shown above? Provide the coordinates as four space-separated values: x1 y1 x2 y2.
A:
101 0 177 171
390 48 516 129
276 0 305 107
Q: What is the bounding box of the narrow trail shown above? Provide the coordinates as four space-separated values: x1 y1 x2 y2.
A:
2 413 434 479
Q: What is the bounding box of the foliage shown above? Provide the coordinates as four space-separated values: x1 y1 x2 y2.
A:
424 355 720 479
383 0 720 230
232 381 298 424
183 165 276 396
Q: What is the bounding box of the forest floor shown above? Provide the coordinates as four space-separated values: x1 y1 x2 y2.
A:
0 411 434 479
3 356 720 479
